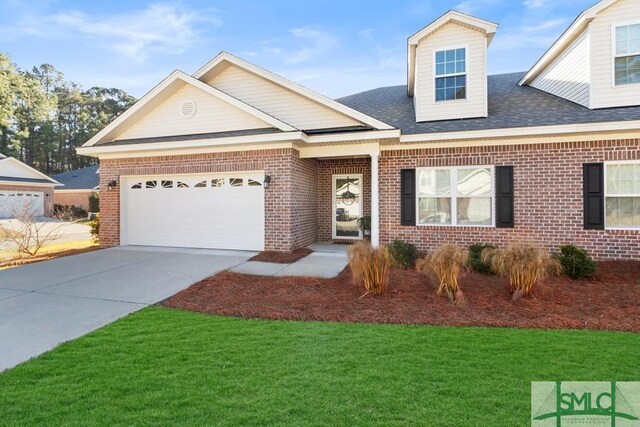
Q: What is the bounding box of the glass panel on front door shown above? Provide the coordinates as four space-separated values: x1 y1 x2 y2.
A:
334 175 362 239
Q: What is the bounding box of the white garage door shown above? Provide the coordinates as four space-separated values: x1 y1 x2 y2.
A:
122 173 265 251
0 191 44 218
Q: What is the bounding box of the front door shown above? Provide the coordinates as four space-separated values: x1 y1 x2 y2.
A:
332 174 363 240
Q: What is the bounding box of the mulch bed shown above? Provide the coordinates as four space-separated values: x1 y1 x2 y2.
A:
249 248 313 264
162 261 640 332
0 246 102 269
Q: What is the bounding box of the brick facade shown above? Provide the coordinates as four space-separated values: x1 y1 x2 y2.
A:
98 148 318 251
97 138 640 259
0 184 54 215
53 191 95 212
379 139 640 260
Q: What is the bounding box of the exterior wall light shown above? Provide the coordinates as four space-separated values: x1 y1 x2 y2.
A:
107 180 118 192
263 175 272 189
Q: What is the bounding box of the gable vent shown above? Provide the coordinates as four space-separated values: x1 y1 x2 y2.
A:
180 100 197 118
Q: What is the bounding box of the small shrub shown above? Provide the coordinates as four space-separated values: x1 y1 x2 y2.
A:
468 243 496 274
387 239 419 269
416 244 468 306
88 192 100 213
482 243 561 301
347 241 391 295
89 214 100 244
53 204 87 220
557 244 597 279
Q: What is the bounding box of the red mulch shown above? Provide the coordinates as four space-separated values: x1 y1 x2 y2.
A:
249 248 313 264
162 261 640 332
0 246 102 269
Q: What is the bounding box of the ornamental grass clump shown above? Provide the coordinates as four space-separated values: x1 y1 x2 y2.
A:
481 242 561 301
416 244 468 306
347 241 391 295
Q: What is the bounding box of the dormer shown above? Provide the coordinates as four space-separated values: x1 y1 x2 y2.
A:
407 11 498 123
520 0 640 110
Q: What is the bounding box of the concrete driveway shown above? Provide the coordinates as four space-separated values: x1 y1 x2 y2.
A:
0 246 254 372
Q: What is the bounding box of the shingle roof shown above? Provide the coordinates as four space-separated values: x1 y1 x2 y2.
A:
0 176 54 185
52 165 99 190
97 128 282 147
336 72 640 135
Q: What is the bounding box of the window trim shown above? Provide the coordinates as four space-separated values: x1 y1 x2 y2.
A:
432 45 469 104
415 165 495 228
604 160 640 230
611 22 640 88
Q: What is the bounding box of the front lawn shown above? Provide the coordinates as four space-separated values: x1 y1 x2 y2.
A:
0 307 637 426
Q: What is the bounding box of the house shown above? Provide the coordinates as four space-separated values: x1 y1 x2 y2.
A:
0 153 61 218
78 0 640 259
52 165 99 212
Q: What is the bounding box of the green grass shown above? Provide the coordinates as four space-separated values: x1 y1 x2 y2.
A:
0 307 638 426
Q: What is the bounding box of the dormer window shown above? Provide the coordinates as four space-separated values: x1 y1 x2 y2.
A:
614 23 640 86
435 48 466 101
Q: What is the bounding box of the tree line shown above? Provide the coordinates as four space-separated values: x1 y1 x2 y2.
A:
0 52 136 174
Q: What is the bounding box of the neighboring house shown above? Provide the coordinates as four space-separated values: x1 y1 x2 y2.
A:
0 153 61 218
52 165 99 212
78 0 640 259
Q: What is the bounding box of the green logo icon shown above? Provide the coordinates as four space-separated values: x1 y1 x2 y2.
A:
532 382 640 426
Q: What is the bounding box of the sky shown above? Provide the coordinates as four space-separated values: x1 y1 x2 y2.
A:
0 0 597 99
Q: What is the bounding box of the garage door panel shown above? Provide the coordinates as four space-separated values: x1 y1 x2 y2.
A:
0 191 44 218
123 173 265 251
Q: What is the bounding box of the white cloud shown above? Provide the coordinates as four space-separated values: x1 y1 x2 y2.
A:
358 28 374 38
285 27 338 64
523 0 549 9
455 0 503 15
491 17 569 50
4 3 221 63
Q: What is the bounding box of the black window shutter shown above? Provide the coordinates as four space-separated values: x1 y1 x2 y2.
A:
583 163 605 230
495 166 514 228
400 169 416 226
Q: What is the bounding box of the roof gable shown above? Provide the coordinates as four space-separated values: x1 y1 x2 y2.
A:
407 10 498 95
83 71 294 147
0 157 60 185
519 0 619 85
193 52 393 131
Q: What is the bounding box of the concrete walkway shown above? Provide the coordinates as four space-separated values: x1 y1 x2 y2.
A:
0 246 254 371
230 242 349 278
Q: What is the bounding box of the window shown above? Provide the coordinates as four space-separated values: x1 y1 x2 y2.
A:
145 181 157 189
417 166 493 226
606 163 640 228
614 24 640 86
229 178 243 187
435 48 466 101
161 180 173 188
211 178 225 187
194 180 207 188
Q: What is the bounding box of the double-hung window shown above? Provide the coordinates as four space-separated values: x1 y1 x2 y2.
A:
614 24 640 86
605 162 640 228
435 48 466 101
417 166 493 226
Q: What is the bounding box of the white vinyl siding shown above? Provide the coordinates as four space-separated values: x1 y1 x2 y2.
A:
531 30 591 108
414 22 487 122
208 65 360 130
590 0 640 109
114 83 272 141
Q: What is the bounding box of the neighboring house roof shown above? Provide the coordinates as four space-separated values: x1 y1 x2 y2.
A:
337 72 640 135
52 165 99 190
519 0 618 85
0 157 60 186
0 176 54 184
